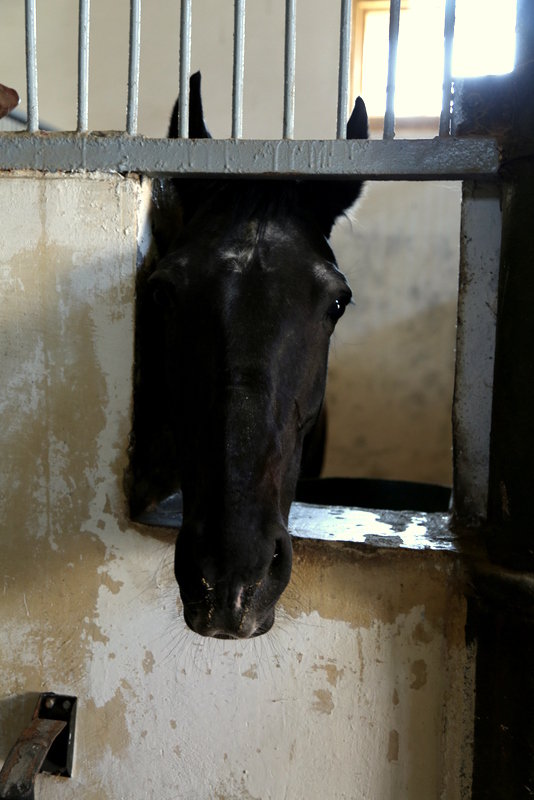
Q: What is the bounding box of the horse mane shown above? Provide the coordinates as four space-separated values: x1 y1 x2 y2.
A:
183 178 324 238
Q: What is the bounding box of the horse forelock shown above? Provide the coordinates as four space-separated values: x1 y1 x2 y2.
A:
185 179 325 240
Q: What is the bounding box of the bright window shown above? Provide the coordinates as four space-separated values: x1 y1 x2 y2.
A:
352 0 518 119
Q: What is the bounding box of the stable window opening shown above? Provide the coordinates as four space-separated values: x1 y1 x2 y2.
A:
351 0 518 133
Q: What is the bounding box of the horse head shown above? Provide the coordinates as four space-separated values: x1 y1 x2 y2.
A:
134 73 367 638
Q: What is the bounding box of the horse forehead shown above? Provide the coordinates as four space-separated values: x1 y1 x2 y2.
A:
215 215 324 273
219 243 255 273
178 214 343 299
217 248 338 292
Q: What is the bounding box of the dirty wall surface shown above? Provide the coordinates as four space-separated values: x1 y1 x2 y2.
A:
0 174 472 799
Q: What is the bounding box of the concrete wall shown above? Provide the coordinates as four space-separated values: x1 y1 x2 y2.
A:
327 181 460 484
0 173 473 799
0 4 470 797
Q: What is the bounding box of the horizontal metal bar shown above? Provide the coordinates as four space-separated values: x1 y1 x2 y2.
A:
0 134 500 180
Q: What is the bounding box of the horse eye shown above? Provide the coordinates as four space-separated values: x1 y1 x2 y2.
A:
326 297 348 323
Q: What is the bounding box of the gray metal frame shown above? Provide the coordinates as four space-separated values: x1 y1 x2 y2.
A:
0 134 500 181
6 0 514 530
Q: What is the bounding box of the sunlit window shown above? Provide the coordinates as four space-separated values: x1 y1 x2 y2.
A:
351 0 518 119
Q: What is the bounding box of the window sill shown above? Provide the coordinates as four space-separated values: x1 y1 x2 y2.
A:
368 115 441 139
290 502 455 552
133 484 465 555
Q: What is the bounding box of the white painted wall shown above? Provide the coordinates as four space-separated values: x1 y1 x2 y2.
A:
0 5 470 797
0 173 473 799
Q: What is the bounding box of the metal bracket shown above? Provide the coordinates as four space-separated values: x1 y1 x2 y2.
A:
0 693 76 800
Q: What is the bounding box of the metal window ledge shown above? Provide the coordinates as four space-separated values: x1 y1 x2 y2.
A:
134 492 462 554
290 503 457 552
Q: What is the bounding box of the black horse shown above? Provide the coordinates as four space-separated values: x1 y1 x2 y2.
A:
128 73 367 639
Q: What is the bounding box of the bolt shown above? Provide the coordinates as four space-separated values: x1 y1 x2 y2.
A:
62 700 71 711
44 697 55 709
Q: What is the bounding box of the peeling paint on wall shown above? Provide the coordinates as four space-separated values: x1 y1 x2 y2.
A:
0 173 473 800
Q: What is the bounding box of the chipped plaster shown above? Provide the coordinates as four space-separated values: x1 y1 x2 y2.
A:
0 173 474 799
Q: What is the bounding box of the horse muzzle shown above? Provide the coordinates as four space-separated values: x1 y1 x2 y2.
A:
181 597 275 639
175 517 293 639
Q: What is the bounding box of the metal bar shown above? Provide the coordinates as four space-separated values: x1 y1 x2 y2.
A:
3 110 55 132
283 0 297 139
0 717 66 800
383 0 401 140
336 0 352 139
0 134 501 180
178 0 192 137
24 0 39 132
452 183 501 519
126 0 141 135
232 0 246 139
439 0 456 136
77 0 90 132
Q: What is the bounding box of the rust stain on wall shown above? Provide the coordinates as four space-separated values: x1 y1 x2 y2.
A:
412 620 434 644
312 688 334 714
242 664 258 679
84 687 132 758
282 539 467 650
142 650 155 674
387 729 400 762
312 661 345 687
410 659 428 690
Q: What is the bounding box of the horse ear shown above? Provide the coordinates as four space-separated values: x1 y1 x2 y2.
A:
168 71 211 140
346 95 368 141
167 72 212 225
299 96 368 238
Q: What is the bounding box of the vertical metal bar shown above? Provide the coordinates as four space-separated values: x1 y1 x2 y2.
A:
336 0 352 139
383 0 401 140
126 0 141 134
439 0 456 136
25 0 39 132
77 0 90 132
232 0 246 139
179 0 192 138
453 183 501 519
283 0 297 139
